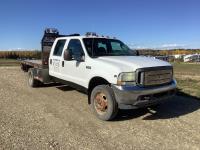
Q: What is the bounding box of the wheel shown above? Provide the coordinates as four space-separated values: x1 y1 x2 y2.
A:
28 69 39 87
90 85 118 121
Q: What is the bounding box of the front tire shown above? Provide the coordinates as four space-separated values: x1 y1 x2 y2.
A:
90 85 118 121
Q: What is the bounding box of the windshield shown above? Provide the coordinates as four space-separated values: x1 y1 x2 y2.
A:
83 38 137 57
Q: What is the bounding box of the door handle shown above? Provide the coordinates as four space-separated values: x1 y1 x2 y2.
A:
62 61 64 67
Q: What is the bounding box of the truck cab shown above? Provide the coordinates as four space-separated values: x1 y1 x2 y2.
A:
22 29 177 121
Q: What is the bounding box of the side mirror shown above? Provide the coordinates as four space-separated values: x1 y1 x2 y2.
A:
64 49 72 61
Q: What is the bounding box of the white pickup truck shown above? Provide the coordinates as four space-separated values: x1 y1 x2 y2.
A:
21 28 177 120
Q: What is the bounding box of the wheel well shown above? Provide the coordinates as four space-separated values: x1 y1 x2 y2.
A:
88 77 110 104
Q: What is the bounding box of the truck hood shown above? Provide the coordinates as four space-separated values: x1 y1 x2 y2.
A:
97 56 171 72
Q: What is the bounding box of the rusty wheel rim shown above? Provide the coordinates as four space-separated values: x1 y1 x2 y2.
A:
94 92 108 115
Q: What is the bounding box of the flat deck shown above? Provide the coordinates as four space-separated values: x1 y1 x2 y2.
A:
21 59 46 68
23 60 42 65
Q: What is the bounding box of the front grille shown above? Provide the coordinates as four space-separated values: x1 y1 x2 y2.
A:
137 67 173 86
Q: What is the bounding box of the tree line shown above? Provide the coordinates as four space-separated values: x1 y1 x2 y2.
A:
0 51 41 59
138 49 200 56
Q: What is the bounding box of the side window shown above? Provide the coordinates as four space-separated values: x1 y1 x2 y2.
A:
67 39 84 57
95 41 107 55
111 41 129 50
83 39 92 56
53 40 66 56
98 42 107 50
111 42 122 51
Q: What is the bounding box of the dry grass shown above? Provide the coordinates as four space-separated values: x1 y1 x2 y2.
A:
173 63 200 97
173 62 200 76
0 59 20 66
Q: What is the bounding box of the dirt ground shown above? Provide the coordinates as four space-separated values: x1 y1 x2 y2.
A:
0 67 200 150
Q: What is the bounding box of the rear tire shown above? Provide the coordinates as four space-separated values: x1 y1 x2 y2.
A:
28 69 39 87
90 85 118 121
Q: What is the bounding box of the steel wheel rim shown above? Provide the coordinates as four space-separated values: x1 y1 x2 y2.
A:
94 92 108 115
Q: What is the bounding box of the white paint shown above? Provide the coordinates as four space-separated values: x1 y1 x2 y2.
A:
49 36 172 88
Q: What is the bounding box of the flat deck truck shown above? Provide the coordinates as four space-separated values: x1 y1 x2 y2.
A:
21 28 177 121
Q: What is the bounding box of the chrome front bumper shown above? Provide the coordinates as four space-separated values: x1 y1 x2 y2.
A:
111 80 177 109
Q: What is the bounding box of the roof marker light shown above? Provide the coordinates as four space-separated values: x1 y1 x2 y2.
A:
85 32 98 37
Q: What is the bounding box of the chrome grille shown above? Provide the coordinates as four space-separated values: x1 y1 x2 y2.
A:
138 68 173 86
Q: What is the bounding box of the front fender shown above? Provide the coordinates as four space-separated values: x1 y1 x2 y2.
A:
86 71 118 88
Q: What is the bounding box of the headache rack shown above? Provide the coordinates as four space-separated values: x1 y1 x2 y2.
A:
41 28 80 66
136 66 173 87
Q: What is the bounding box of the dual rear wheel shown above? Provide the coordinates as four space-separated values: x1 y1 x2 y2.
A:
28 69 41 87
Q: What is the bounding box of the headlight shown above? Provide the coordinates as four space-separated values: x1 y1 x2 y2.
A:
117 72 136 86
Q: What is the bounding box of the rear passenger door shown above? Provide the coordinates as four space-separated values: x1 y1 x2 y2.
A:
49 39 66 78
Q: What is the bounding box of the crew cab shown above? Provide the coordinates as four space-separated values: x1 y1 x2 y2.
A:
21 28 177 121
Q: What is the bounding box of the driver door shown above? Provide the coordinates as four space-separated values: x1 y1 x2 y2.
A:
60 39 88 87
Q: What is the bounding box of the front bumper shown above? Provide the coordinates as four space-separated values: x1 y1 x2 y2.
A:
111 80 177 109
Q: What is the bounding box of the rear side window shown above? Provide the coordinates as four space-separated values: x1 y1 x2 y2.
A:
53 40 66 56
